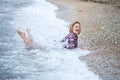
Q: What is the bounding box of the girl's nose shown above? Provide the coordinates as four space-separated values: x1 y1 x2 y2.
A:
77 27 80 29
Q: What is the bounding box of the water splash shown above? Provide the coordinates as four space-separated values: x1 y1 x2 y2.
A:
1 0 101 80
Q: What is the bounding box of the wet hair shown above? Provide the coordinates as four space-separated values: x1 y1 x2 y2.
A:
69 21 81 35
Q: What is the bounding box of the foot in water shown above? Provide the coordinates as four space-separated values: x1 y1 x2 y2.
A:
16 29 25 37
16 29 31 46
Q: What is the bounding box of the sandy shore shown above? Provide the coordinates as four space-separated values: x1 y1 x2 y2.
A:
48 0 120 80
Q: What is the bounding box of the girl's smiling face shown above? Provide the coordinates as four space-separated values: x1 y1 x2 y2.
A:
73 23 81 35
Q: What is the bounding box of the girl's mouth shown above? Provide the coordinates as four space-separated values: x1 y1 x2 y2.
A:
75 29 79 32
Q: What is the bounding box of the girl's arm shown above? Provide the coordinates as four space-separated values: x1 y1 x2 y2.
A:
61 33 70 42
78 46 92 50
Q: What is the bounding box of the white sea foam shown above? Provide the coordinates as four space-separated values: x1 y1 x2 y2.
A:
9 0 101 80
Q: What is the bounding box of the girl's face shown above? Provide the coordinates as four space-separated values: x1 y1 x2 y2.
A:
73 23 81 35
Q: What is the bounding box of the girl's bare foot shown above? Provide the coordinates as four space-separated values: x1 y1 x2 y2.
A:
16 29 25 37
16 29 31 46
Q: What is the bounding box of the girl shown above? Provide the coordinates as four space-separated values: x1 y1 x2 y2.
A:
16 21 90 50
61 21 81 49
61 21 91 50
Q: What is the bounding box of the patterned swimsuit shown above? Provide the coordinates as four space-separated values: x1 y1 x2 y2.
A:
61 32 78 49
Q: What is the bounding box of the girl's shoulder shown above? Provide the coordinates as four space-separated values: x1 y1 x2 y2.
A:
66 32 77 38
69 32 74 35
66 32 73 37
69 32 77 36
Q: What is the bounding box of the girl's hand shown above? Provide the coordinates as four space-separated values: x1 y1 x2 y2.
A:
79 46 92 50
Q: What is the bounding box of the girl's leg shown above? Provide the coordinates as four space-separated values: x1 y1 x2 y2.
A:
16 29 32 46
26 28 34 43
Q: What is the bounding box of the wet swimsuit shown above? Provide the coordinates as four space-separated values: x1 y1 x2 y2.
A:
61 32 78 49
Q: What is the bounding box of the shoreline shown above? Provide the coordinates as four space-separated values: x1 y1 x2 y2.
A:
48 0 120 49
47 0 120 80
47 0 77 22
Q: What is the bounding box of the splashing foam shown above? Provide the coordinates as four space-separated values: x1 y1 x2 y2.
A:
9 0 101 80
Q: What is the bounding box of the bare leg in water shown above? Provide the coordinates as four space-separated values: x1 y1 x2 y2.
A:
16 28 34 47
17 28 47 49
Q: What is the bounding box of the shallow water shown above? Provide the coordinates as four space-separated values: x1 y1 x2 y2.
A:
0 0 100 80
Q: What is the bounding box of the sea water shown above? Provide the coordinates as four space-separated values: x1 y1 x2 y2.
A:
0 0 100 80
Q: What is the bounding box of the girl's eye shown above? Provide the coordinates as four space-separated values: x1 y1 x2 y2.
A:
76 26 80 28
